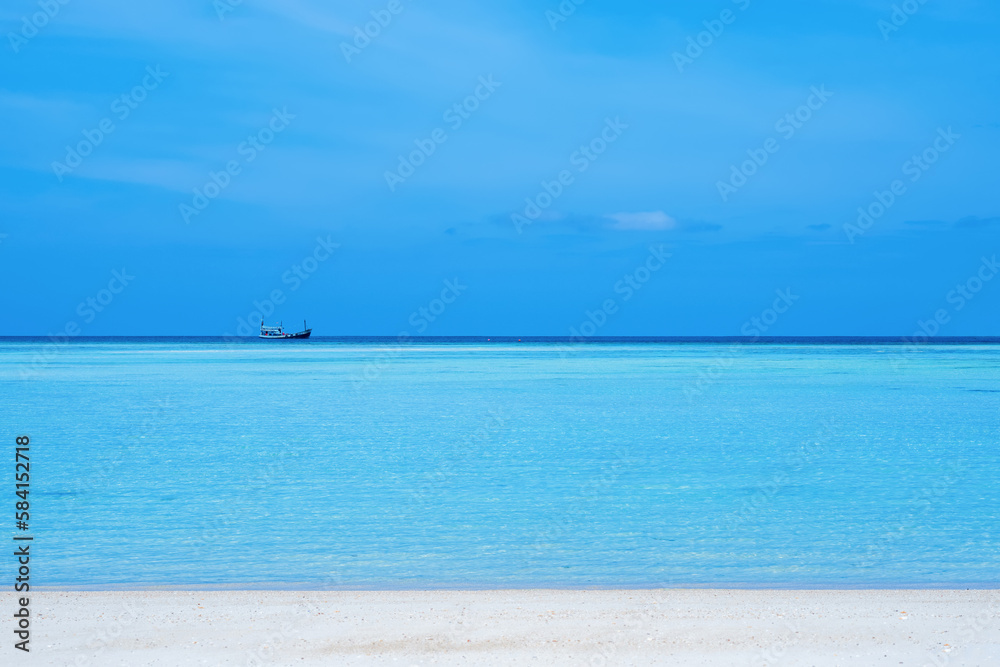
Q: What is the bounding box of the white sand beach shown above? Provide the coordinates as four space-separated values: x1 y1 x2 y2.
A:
4 589 997 665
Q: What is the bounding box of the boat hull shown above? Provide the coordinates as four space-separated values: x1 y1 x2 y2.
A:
259 329 311 339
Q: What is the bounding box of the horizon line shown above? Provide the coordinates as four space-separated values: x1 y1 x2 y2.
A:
3 335 999 344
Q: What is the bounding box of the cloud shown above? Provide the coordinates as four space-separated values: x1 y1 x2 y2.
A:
58 158 204 194
901 217 1000 229
606 211 676 231
954 216 1000 228
807 223 831 231
0 91 90 117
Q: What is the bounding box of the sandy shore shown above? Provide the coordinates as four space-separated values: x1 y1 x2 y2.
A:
3 589 997 665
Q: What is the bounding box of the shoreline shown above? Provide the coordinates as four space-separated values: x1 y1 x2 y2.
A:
7 589 997 665
32 582 1000 591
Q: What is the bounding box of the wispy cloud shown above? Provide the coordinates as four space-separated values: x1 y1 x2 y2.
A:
0 91 89 115
903 216 999 229
954 215 1000 228
606 211 675 231
68 158 206 193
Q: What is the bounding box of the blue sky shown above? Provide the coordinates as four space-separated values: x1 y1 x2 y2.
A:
1 0 998 335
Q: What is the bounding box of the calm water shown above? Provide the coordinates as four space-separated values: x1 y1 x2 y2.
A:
2 339 998 588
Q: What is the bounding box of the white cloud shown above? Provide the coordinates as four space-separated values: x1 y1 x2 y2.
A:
606 211 676 231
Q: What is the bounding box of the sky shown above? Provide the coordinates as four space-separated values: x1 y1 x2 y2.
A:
1 0 998 336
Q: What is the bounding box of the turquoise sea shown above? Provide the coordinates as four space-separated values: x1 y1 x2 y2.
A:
3 339 998 589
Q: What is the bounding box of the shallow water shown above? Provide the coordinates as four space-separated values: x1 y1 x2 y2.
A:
3 340 998 588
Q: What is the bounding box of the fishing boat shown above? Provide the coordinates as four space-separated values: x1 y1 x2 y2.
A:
259 319 312 339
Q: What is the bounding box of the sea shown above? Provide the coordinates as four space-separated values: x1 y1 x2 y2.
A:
2 337 998 589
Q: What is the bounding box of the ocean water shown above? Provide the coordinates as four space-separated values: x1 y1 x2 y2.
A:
2 339 998 589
